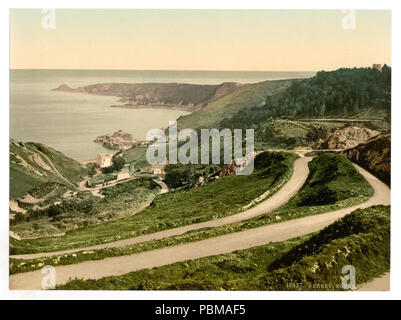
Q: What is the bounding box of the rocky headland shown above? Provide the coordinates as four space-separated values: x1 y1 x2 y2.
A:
94 130 148 150
53 82 242 112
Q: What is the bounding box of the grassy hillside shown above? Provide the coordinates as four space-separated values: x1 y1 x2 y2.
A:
10 153 374 273
10 178 161 238
9 140 89 199
177 80 292 130
10 152 297 254
294 153 371 206
221 67 391 131
56 205 390 290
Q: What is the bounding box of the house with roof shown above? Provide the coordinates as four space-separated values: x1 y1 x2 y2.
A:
97 154 113 168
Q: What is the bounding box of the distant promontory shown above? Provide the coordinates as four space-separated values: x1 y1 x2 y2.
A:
52 82 242 112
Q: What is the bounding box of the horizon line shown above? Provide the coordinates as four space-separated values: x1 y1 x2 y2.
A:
9 68 320 73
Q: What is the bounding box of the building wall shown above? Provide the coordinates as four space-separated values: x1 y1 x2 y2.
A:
97 154 112 168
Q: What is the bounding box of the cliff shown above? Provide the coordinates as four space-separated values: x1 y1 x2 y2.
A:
53 82 242 112
316 126 380 150
343 133 391 185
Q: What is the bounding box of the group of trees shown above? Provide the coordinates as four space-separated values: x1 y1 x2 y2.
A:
219 66 391 131
164 163 221 189
101 153 126 174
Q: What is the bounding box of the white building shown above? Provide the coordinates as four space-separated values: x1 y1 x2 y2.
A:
97 154 113 168
146 163 166 175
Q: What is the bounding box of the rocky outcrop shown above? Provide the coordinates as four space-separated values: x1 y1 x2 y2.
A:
343 134 391 185
219 153 255 177
317 126 380 150
94 130 138 150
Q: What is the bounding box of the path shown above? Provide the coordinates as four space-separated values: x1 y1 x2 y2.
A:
11 157 311 260
9 161 390 290
357 272 390 291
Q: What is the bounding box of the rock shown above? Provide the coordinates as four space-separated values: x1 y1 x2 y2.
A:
94 130 138 150
195 176 205 187
317 126 380 150
343 133 390 185
219 153 255 177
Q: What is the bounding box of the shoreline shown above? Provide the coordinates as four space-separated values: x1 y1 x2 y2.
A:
52 88 195 113
110 104 196 112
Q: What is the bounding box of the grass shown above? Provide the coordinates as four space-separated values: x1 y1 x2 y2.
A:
121 146 147 164
10 153 374 274
28 142 88 184
9 141 89 199
9 167 45 200
9 152 297 255
10 178 160 239
56 205 390 290
177 80 292 130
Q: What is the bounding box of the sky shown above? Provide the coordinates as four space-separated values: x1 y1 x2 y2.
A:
10 9 391 71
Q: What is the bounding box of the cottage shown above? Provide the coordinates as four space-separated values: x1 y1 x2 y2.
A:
147 163 166 175
97 154 112 168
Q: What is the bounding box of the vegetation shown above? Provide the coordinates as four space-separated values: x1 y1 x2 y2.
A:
10 153 374 273
177 80 292 130
215 67 391 149
28 142 89 184
254 119 332 149
10 178 160 239
220 67 391 131
56 205 390 290
164 163 222 189
100 153 126 174
10 141 89 199
9 152 297 254
294 153 370 206
27 182 68 199
88 173 118 187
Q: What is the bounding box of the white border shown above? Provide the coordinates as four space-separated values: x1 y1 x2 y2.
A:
1 0 399 300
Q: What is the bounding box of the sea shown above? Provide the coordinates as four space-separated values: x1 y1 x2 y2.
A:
10 69 315 161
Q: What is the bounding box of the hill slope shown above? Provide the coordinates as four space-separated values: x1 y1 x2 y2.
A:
343 133 391 185
10 139 89 199
219 66 391 131
177 79 293 129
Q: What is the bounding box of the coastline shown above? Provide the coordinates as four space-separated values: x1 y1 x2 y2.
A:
110 104 196 112
52 87 196 113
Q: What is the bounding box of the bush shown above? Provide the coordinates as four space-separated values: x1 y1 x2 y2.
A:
57 206 390 291
295 153 371 206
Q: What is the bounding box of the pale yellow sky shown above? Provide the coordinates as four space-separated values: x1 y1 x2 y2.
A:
10 9 391 71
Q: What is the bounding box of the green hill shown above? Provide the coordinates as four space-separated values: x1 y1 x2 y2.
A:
177 79 292 130
56 205 390 290
220 66 391 131
9 139 89 199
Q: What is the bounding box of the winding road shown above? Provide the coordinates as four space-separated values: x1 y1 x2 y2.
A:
9 158 390 290
11 157 311 260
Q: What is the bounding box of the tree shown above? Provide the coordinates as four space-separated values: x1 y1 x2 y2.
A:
112 155 125 171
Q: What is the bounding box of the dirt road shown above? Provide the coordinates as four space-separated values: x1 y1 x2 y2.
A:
357 272 390 291
9 160 390 290
11 157 311 260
